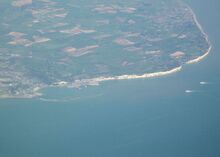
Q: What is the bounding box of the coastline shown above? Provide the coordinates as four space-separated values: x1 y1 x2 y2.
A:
0 4 212 99
185 5 212 64
70 66 183 87
186 45 212 64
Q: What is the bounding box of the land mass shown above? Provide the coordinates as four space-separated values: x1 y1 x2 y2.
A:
0 0 211 98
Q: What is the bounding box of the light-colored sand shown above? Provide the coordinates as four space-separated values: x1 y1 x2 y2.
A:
186 6 212 64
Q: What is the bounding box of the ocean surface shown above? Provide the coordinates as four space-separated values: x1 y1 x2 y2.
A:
0 0 220 157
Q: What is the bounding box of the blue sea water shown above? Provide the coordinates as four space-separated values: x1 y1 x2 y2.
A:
0 0 220 156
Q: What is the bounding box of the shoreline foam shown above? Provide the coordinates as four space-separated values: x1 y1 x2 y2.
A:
77 66 183 84
71 66 182 87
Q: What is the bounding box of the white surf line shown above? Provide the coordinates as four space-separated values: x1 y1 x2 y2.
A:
186 46 212 64
70 66 183 87
186 6 212 64
100 66 182 80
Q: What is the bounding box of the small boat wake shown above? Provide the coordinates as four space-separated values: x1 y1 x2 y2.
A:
185 90 201 93
200 81 212 85
185 90 195 93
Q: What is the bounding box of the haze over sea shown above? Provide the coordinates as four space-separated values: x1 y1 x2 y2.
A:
0 0 220 157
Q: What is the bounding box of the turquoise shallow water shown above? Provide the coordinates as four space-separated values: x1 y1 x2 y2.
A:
0 0 220 157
